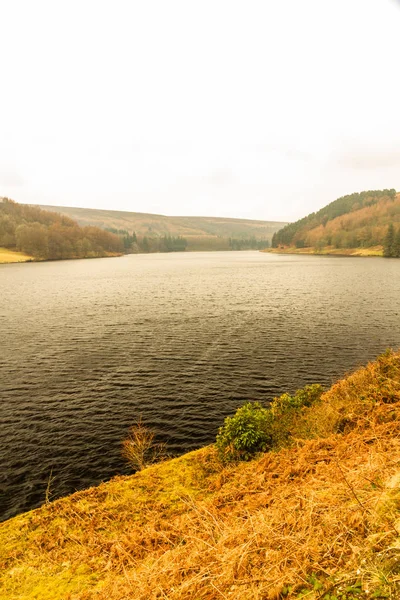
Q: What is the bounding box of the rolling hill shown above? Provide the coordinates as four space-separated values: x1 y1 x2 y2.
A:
34 204 287 250
271 188 400 256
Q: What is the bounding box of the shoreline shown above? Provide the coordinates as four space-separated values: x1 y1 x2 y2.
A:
0 248 35 264
0 248 123 264
2 350 400 598
1 248 265 264
0 350 400 600
262 245 384 257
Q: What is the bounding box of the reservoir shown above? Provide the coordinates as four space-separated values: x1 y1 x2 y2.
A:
1 251 400 521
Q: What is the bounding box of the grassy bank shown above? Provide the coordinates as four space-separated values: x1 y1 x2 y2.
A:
0 247 123 264
0 247 34 263
263 246 384 257
2 351 400 599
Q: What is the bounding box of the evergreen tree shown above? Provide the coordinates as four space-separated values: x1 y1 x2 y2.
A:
383 223 395 257
392 228 400 258
141 236 150 252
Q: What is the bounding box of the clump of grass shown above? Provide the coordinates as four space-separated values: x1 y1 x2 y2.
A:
1 350 400 600
44 469 55 505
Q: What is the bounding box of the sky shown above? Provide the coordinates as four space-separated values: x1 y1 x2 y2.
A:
0 0 399 223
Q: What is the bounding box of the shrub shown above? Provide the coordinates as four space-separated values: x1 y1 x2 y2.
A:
216 385 324 463
122 418 166 471
216 402 273 463
270 383 324 414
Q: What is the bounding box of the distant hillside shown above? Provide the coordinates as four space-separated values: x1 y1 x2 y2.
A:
272 189 400 256
0 198 123 261
34 204 287 251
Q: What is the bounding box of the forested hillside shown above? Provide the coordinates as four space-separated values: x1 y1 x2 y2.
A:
272 189 400 255
0 198 123 260
34 203 286 250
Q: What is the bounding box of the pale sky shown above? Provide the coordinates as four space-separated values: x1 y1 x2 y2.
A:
1 0 399 222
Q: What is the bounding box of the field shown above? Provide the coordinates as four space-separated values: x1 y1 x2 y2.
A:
2 350 400 599
0 248 34 263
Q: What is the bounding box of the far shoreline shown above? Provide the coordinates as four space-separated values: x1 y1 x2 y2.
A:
262 245 384 258
0 247 123 265
1 248 266 265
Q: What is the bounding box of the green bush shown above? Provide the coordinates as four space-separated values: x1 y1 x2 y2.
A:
216 402 273 463
216 384 324 463
267 383 324 448
270 384 324 414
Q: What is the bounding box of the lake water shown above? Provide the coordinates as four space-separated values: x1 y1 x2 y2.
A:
1 251 400 521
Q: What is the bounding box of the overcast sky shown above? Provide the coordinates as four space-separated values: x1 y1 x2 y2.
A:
1 0 399 222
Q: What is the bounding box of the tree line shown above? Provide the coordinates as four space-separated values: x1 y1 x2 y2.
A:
106 229 272 253
0 199 123 260
106 228 188 253
228 237 270 250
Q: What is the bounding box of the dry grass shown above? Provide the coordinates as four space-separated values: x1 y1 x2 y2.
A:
264 246 384 257
0 247 34 263
121 418 167 471
2 351 400 599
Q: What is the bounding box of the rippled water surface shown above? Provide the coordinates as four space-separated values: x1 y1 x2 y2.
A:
2 251 400 520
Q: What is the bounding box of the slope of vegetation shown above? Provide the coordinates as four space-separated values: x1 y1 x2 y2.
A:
33 204 286 251
0 199 123 260
2 350 400 599
272 189 400 255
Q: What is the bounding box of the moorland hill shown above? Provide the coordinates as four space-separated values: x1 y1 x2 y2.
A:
34 204 287 251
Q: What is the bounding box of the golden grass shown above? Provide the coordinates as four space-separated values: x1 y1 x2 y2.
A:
0 247 34 263
2 351 400 599
264 246 384 257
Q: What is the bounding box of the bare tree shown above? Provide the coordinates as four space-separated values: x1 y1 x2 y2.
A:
122 418 166 471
